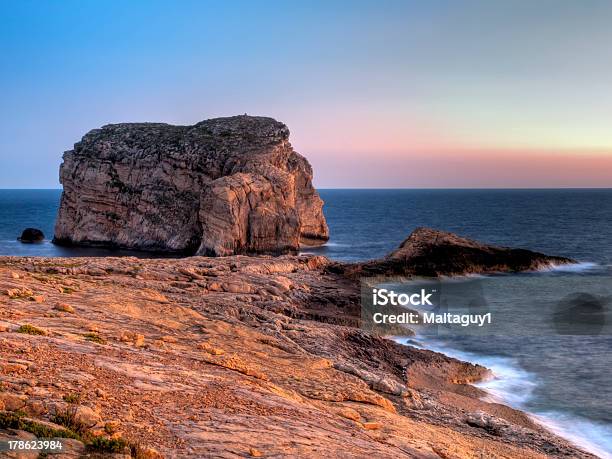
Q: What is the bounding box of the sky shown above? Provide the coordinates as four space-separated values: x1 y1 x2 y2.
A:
1 0 612 188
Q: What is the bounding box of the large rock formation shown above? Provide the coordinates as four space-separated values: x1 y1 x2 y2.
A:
54 116 329 255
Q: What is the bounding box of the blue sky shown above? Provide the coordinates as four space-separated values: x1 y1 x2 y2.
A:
2 0 612 187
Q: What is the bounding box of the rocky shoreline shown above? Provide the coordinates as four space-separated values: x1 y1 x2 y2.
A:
0 229 593 458
1 111 591 458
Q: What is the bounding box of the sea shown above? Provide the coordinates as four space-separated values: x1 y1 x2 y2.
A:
1 188 611 457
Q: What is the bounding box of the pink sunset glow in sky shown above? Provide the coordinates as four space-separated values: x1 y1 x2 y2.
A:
2 1 612 188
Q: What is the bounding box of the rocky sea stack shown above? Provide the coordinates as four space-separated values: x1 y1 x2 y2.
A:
53 115 329 256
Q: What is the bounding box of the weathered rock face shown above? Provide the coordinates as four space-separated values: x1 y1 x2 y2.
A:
0 255 593 458
54 116 329 255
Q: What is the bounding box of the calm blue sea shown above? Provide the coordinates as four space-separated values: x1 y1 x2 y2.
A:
2 189 612 263
1 188 611 456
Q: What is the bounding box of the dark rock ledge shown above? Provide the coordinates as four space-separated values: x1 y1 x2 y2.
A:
336 227 576 278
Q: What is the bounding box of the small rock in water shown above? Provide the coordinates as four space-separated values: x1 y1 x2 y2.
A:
18 228 45 243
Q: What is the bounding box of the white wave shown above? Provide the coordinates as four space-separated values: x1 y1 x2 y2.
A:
395 337 537 405
437 272 488 280
301 241 349 248
531 412 612 459
393 336 612 458
320 241 348 247
537 261 599 273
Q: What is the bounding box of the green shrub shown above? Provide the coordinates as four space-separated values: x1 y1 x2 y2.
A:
87 436 128 453
17 324 45 335
63 393 81 404
0 411 80 440
84 332 105 344
51 406 88 436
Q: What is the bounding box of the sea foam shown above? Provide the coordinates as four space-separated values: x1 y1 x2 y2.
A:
394 336 612 458
537 261 599 273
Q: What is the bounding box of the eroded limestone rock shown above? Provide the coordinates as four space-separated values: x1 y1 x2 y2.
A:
54 115 328 256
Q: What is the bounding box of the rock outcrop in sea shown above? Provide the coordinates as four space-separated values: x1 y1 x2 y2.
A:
53 115 329 256
17 228 45 243
340 227 575 277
